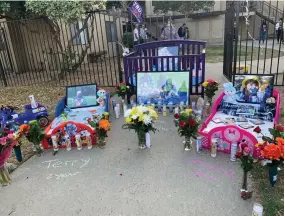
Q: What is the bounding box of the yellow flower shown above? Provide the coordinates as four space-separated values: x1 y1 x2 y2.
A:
202 81 209 87
104 112 109 117
147 105 154 110
185 109 192 114
131 108 138 115
150 110 158 119
138 114 144 122
126 117 132 123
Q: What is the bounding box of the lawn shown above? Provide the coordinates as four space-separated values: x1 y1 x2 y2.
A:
205 46 284 63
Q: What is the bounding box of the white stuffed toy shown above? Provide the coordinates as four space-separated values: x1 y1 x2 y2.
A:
97 89 106 107
223 82 238 104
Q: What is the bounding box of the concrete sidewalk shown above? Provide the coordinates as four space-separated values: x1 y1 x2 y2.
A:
0 116 254 216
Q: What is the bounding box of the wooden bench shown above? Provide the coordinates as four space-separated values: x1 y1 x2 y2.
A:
87 51 107 63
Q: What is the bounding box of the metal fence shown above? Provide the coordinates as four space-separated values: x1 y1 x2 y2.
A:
0 11 133 87
223 1 284 86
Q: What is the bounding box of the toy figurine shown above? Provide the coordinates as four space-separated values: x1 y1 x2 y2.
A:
97 89 106 107
29 95 38 109
65 134 71 151
223 82 238 104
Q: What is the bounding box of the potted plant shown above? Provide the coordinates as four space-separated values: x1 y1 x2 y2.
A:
173 109 201 151
88 112 111 149
19 120 45 156
122 105 158 149
235 140 254 200
255 125 284 187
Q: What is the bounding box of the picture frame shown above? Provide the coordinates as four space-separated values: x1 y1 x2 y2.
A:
66 83 97 109
233 74 274 104
136 71 190 106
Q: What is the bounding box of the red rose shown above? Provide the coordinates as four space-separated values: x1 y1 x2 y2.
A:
235 151 242 159
275 125 284 132
188 118 196 126
253 126 261 133
87 118 91 122
116 85 120 89
179 121 186 127
240 143 248 151
243 147 251 156
174 113 179 119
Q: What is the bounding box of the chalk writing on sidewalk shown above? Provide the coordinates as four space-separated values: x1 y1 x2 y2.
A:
41 158 90 169
186 158 237 180
193 170 217 181
46 172 82 180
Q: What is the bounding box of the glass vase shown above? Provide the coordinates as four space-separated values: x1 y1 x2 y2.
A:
138 131 146 149
183 136 192 151
34 144 44 156
98 136 106 149
13 145 22 162
268 165 278 187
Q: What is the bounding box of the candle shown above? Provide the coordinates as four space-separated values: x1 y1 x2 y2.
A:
51 135 59 152
75 134 82 150
65 134 71 151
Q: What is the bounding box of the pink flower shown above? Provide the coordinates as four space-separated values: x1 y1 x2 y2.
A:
0 137 7 145
7 134 14 139
207 78 215 83
243 147 251 156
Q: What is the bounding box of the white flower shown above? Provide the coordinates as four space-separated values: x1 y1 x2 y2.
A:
124 109 132 117
143 115 152 125
131 114 139 120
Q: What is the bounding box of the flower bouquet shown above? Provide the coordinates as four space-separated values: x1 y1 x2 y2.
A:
255 125 284 187
201 79 219 105
116 82 130 102
122 106 158 149
88 112 111 148
174 109 201 151
19 120 45 156
0 127 21 186
235 140 254 200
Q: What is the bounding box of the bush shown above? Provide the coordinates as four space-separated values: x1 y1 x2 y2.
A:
122 32 133 49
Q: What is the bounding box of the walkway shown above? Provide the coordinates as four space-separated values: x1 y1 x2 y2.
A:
0 116 253 216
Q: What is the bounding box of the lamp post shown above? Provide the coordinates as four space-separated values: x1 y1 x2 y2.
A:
109 6 123 83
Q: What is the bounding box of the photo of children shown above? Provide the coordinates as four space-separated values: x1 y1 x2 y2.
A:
67 85 97 108
234 75 274 104
137 72 189 105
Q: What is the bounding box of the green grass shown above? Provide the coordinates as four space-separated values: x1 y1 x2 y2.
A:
205 46 284 63
251 164 284 216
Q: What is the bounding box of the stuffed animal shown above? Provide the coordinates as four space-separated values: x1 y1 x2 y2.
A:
97 89 106 107
223 82 238 104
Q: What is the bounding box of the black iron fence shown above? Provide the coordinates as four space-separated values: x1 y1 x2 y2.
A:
223 1 284 86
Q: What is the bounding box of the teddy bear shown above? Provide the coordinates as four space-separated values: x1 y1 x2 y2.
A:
223 82 238 104
97 89 106 107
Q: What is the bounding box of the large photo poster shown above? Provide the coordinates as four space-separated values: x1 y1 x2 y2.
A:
136 71 189 105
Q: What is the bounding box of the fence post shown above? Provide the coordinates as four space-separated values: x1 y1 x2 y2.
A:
0 60 7 87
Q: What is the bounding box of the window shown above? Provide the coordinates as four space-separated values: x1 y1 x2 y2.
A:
70 20 89 45
105 21 116 42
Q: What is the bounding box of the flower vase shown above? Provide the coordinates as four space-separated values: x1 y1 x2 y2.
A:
138 131 146 149
34 144 44 156
98 136 106 149
13 146 22 162
205 101 212 117
183 136 192 151
242 171 248 191
0 166 11 186
268 165 278 186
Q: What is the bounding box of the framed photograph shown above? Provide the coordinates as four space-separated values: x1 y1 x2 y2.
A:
212 118 223 124
239 123 254 129
66 84 97 109
236 117 248 122
249 119 265 125
234 74 274 104
136 71 190 106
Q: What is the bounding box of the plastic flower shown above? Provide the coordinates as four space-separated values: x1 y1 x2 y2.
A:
253 126 261 133
202 81 209 87
99 119 110 131
261 143 283 160
188 118 196 126
19 124 30 132
243 147 251 156
275 125 284 132
179 121 186 127
174 113 179 119
185 109 192 114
